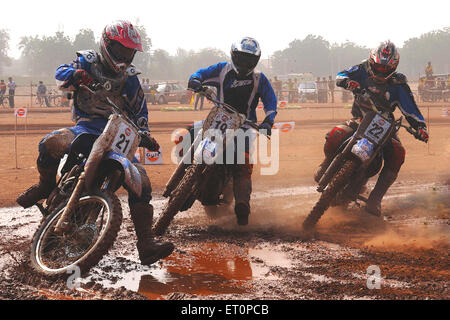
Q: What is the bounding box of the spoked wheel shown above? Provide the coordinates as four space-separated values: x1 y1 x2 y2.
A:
152 165 204 236
30 192 122 277
302 160 358 231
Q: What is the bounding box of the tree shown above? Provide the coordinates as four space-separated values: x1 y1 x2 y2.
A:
400 27 450 76
148 47 228 81
271 35 331 76
19 31 74 76
330 41 368 75
0 29 11 74
73 29 97 51
149 49 173 80
133 25 152 75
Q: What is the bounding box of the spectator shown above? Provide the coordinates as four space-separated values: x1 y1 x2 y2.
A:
315 77 321 102
293 78 298 102
322 77 328 103
273 76 282 100
7 77 16 108
149 84 158 105
37 81 50 107
0 80 6 107
142 78 150 102
317 77 328 103
287 78 295 103
194 92 205 110
328 75 335 103
425 61 433 79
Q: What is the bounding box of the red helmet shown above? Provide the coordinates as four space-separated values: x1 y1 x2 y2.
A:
368 41 399 80
100 20 143 73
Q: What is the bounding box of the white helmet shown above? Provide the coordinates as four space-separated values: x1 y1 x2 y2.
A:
231 37 261 76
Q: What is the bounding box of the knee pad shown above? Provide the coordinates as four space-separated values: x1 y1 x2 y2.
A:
37 129 74 167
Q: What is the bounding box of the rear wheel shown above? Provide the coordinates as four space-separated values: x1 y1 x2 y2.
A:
303 160 358 230
30 191 122 277
153 165 203 236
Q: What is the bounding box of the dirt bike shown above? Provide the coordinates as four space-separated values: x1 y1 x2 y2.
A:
152 90 266 236
171 121 236 219
302 89 425 230
29 84 157 276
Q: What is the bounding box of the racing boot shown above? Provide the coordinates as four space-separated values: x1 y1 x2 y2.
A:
129 202 175 265
233 164 253 226
366 170 398 217
235 202 250 226
16 165 57 208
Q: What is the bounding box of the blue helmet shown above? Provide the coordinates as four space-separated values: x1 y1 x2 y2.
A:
231 37 261 76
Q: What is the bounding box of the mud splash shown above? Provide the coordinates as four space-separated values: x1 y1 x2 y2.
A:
0 181 448 300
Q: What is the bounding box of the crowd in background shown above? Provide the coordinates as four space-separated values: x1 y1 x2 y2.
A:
2 61 448 109
0 77 16 108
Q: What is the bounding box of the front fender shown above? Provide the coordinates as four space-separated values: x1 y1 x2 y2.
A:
104 152 142 198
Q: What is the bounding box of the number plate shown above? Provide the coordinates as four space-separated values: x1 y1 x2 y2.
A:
212 110 237 133
364 114 391 143
111 122 137 156
351 138 374 162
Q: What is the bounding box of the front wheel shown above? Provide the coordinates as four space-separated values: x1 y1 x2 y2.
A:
153 165 203 236
30 191 122 276
302 159 358 230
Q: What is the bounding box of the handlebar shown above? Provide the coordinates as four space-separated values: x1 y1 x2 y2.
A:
355 88 425 143
194 88 266 135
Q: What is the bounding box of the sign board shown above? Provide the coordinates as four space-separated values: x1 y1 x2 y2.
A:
14 108 27 118
279 101 287 108
143 147 163 165
272 121 295 133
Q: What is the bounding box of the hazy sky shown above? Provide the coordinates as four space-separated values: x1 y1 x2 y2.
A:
2 0 449 59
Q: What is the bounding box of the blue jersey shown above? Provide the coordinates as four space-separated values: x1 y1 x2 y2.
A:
336 61 426 129
55 50 149 132
190 62 277 123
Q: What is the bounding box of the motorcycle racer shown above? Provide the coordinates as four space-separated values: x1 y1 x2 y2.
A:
314 41 429 217
16 20 174 265
187 37 278 225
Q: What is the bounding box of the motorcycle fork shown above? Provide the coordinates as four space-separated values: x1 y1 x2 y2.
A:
318 137 358 192
53 172 86 234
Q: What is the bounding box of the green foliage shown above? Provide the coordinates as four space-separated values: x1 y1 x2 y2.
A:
147 47 228 81
19 30 92 76
271 28 450 78
0 29 11 74
133 25 152 75
10 26 450 80
400 27 450 76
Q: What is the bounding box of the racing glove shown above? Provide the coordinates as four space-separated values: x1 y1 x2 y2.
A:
346 80 361 92
72 69 93 87
258 117 274 136
188 78 203 92
416 127 429 143
139 131 160 152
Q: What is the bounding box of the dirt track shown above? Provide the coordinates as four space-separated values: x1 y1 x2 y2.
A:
0 102 449 300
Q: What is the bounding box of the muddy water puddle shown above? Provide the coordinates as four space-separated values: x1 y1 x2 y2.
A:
86 243 292 299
